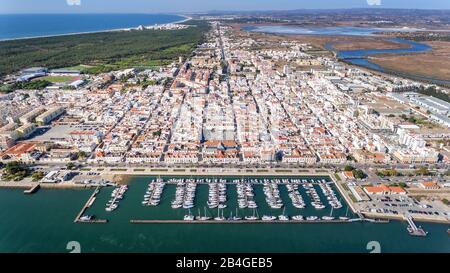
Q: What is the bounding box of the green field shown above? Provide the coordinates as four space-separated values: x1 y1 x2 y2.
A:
0 20 209 77
60 64 94 72
34 76 78 83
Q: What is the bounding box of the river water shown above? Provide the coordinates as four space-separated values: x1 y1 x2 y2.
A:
243 25 450 84
0 175 448 253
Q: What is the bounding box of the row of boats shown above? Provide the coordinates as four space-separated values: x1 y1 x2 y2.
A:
105 185 128 212
139 178 342 211
286 184 306 209
236 180 258 209
184 207 244 221
319 183 343 209
182 207 349 222
171 178 197 209
207 179 227 209
263 181 283 209
142 178 165 206
303 183 326 209
162 178 332 185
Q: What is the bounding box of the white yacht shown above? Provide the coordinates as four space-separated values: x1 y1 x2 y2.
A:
79 215 93 221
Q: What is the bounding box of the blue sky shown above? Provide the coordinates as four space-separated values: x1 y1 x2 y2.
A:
0 0 449 14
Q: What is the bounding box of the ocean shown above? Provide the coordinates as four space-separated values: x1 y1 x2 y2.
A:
0 14 185 40
0 175 448 253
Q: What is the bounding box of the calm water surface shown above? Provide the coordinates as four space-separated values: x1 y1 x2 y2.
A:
0 14 184 40
0 176 448 253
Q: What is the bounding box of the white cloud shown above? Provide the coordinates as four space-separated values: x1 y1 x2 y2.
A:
367 0 381 6
66 0 81 6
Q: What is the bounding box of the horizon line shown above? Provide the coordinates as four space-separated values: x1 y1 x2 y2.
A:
1 7 450 15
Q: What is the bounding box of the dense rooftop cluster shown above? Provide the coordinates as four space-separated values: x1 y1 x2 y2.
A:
1 22 449 166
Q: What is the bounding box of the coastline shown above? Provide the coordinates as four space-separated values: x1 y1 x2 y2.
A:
0 167 330 190
0 14 192 42
2 169 449 225
0 181 94 190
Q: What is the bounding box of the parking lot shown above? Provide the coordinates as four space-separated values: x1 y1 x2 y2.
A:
361 195 450 218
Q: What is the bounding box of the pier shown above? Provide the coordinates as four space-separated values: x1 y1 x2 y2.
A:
330 174 359 215
74 186 107 224
404 213 428 237
23 184 40 194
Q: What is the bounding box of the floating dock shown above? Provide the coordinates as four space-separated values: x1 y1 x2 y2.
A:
404 214 428 237
347 218 389 223
77 219 108 224
74 186 107 224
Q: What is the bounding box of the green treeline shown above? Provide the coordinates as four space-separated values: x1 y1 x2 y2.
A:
0 20 209 77
418 86 450 103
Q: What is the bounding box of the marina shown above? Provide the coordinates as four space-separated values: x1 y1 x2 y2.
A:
79 176 367 224
105 185 128 212
67 175 440 232
142 177 165 206
0 176 448 253
74 186 108 224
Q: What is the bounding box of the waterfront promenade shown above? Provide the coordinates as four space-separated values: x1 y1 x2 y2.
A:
91 166 331 178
